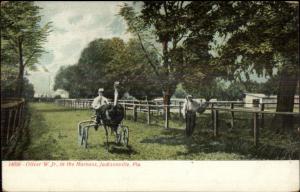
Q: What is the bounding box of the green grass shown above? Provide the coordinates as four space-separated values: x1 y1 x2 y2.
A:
16 103 247 160
10 103 299 160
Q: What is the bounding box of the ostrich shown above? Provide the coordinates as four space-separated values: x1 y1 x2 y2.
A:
98 81 124 149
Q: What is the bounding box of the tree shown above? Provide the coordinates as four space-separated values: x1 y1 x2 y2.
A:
54 65 82 98
23 78 35 100
54 38 127 98
183 78 226 101
54 38 161 99
1 1 51 97
119 2 234 110
224 81 245 101
173 83 187 98
120 2 199 123
210 2 298 108
259 75 280 96
206 1 299 130
107 39 161 100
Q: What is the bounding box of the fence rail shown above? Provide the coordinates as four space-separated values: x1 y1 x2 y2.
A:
55 98 299 146
1 98 26 147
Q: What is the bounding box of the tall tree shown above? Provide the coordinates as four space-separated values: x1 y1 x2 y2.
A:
1 1 51 97
120 2 194 123
120 2 234 116
207 1 299 130
210 2 299 108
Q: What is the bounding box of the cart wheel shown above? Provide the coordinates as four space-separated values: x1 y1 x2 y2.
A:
82 128 88 148
122 126 129 147
116 127 122 144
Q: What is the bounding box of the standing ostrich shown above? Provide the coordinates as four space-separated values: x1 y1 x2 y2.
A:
98 81 124 148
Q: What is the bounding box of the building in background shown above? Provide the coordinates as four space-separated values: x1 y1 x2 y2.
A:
243 93 299 108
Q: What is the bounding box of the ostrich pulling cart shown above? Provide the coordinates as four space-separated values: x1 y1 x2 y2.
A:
77 82 129 149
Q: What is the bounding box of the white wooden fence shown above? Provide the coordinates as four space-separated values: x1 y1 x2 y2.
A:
55 98 299 146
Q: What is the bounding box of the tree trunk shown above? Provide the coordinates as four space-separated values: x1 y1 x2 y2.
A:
16 38 24 98
272 65 298 132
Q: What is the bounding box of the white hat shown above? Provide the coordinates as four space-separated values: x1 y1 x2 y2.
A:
98 88 104 92
187 95 192 98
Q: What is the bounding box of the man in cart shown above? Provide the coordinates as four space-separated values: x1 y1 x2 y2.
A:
92 88 109 130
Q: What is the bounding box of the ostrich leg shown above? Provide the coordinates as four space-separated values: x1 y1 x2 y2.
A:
104 125 109 150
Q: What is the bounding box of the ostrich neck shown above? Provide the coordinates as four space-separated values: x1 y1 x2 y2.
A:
114 88 118 106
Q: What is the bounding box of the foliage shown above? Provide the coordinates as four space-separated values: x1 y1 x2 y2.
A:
258 75 280 96
168 1 298 112
1 1 51 97
183 78 224 101
23 78 35 99
223 81 246 101
173 83 187 98
119 2 253 102
210 1 299 112
119 2 192 102
54 38 161 99
106 39 162 100
1 77 34 99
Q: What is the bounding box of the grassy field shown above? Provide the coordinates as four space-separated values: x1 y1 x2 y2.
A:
8 102 299 160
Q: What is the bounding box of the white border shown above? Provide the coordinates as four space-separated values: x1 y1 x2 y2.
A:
2 160 299 192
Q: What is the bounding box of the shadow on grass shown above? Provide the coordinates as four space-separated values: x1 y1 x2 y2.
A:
140 128 187 146
17 106 68 160
140 123 300 160
108 143 138 155
87 141 138 155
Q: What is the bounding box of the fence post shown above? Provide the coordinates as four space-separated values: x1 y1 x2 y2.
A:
211 103 214 124
17 103 23 128
253 112 259 146
260 103 265 128
147 104 151 125
12 108 18 134
230 103 234 129
7 109 12 144
139 101 141 112
133 104 137 122
165 105 169 129
213 109 219 137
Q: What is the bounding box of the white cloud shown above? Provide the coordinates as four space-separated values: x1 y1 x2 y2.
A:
28 1 132 95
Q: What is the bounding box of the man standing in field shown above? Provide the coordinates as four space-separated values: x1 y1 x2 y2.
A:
182 95 208 137
92 88 109 130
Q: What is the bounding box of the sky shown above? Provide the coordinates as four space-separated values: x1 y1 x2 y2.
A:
28 1 267 96
28 1 132 95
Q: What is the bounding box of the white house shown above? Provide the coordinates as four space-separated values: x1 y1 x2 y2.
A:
243 93 299 108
